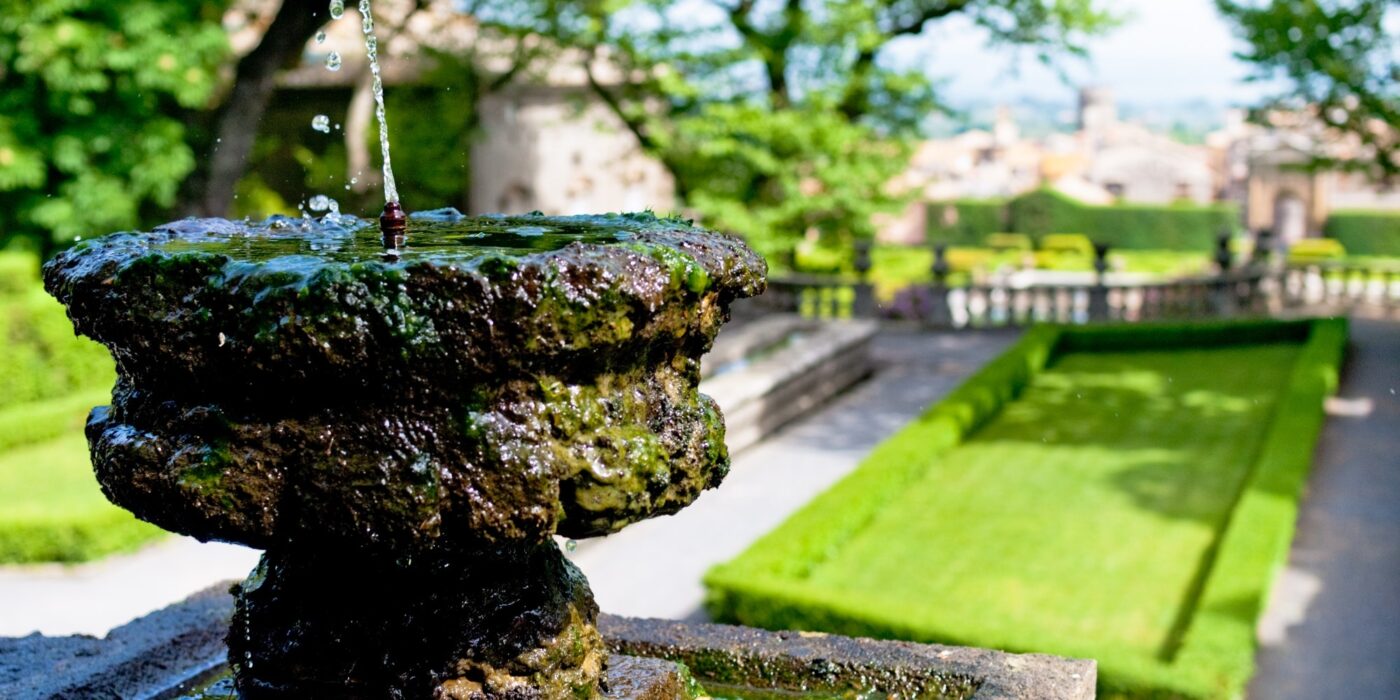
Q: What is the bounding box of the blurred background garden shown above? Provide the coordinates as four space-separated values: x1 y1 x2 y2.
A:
1 0 1397 698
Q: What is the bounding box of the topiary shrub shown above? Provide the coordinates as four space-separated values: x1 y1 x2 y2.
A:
1008 189 1236 251
984 232 1033 251
706 318 1347 700
1039 233 1095 256
1288 238 1347 263
0 289 115 408
926 200 1008 245
1324 210 1400 256
0 252 40 298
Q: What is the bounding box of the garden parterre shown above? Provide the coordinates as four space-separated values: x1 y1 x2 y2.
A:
707 318 1347 699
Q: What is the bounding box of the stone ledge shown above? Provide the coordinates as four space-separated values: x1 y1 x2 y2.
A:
702 316 879 453
1 584 1095 700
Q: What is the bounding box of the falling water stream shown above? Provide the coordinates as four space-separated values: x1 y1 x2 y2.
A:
357 0 399 205
314 0 402 246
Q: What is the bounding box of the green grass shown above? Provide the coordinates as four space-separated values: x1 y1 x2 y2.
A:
706 319 1345 699
0 431 163 563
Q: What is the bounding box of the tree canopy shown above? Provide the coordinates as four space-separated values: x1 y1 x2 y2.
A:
0 1 229 253
1217 0 1399 181
537 0 1117 263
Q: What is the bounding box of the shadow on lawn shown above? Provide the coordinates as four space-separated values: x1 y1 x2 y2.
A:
970 347 1298 661
980 348 1295 525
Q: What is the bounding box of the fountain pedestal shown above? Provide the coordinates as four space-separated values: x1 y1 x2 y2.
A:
43 210 765 698
231 544 602 698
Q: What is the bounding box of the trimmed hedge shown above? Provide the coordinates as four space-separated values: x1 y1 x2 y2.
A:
705 318 1346 700
1288 238 1347 263
0 252 41 297
0 432 162 563
1009 189 1236 251
0 389 109 453
1324 210 1400 257
927 190 1237 252
0 287 115 408
926 199 1009 246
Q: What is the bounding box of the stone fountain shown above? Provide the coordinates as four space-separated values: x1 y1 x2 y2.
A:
42 208 765 698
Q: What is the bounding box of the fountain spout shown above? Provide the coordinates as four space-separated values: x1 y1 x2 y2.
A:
380 200 407 250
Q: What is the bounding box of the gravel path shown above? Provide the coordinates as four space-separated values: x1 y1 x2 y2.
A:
1249 319 1400 699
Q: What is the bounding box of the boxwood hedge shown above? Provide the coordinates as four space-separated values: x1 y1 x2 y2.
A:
1324 210 1400 257
926 190 1238 252
705 318 1346 700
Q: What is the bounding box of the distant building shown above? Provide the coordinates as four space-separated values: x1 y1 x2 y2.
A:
883 86 1400 245
471 71 674 216
1212 109 1400 243
882 87 1219 244
252 0 673 215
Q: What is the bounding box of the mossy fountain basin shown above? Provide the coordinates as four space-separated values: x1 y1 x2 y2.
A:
42 209 766 699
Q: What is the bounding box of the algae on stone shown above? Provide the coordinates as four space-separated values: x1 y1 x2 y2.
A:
44 210 766 699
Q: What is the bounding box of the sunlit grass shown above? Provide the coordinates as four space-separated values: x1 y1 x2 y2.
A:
0 431 162 563
707 319 1345 699
804 346 1297 660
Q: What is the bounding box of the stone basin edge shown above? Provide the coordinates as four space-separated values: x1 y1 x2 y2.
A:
0 583 1095 699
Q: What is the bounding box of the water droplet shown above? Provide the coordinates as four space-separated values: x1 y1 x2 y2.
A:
315 30 327 44
325 51 342 71
329 0 345 19
565 539 577 553
312 114 331 133
307 195 342 223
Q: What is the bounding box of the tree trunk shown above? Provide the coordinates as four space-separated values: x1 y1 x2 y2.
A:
187 0 327 217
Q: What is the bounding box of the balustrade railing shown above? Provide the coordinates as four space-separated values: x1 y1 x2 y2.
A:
742 248 1400 329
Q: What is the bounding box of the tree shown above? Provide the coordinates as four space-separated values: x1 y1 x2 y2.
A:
546 0 1117 263
1217 0 1400 181
0 1 229 254
188 0 329 217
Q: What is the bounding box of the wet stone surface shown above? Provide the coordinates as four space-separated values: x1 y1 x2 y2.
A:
42 210 765 698
43 209 765 552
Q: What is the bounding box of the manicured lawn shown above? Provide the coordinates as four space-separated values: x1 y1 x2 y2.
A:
707 320 1345 699
0 430 162 564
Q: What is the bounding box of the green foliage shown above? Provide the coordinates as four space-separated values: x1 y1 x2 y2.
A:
926 200 1009 245
0 252 147 563
706 319 1345 699
0 389 109 453
930 191 1237 251
0 251 40 296
0 1 230 251
983 232 1032 251
0 286 115 408
1324 209 1400 256
1008 189 1236 251
547 0 1117 261
677 103 912 262
1040 233 1094 256
1217 0 1399 181
0 431 162 563
1287 237 1347 263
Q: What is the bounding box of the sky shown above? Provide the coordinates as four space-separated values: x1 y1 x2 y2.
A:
900 0 1271 108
